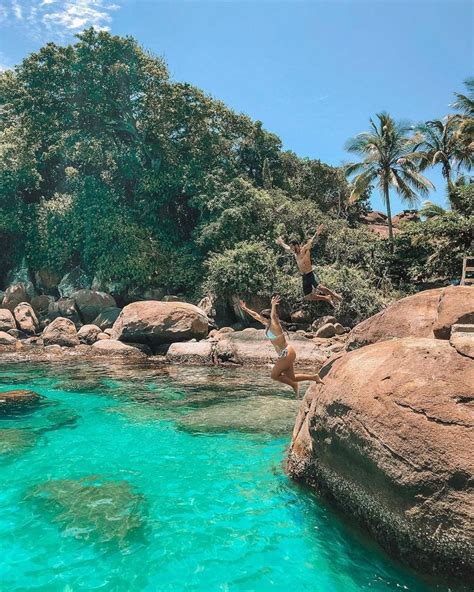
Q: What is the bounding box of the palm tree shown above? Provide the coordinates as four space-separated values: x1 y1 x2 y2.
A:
345 112 434 251
413 116 472 185
452 77 474 117
420 200 446 218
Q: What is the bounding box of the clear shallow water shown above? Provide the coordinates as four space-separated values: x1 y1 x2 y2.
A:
0 362 451 592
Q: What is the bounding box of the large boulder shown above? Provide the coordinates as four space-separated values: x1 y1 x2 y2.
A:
47 298 82 328
0 309 16 332
72 290 116 324
34 269 61 295
1 284 32 311
13 303 39 335
348 286 474 349
288 337 474 581
111 301 209 345
58 267 92 298
43 317 80 347
91 307 122 331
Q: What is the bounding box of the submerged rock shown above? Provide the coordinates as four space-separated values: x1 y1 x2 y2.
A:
348 286 474 349
178 395 300 435
0 428 37 455
28 477 145 545
288 337 474 581
0 389 41 412
111 301 208 345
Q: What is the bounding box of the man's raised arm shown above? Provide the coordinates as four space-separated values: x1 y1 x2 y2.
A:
275 236 292 252
303 224 324 250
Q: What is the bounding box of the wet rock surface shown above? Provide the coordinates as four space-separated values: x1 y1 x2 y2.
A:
0 389 42 411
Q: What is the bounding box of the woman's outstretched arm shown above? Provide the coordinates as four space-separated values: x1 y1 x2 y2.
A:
239 300 267 326
270 295 283 329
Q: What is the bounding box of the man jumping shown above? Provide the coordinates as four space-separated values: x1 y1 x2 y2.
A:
276 225 343 306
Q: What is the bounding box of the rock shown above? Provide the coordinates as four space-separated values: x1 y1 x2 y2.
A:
291 310 311 324
166 341 214 365
348 286 474 349
77 324 101 345
91 306 122 331
111 301 208 345
31 295 55 317
450 324 474 358
47 297 82 328
0 309 16 332
197 295 216 318
7 329 27 339
208 329 218 338
312 316 337 332
104 328 113 336
13 303 39 335
58 267 92 298
72 289 117 324
2 284 32 311
91 339 147 358
43 317 80 347
333 322 346 335
0 389 41 411
0 331 17 345
28 477 145 544
217 327 234 334
288 337 474 581
315 323 336 338
96 332 111 340
34 269 60 295
178 396 300 435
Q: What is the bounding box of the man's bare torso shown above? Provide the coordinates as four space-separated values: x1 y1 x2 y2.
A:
294 246 313 274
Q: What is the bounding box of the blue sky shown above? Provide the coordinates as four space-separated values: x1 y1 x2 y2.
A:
0 0 472 214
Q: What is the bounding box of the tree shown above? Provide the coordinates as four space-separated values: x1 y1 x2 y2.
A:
414 116 472 186
345 112 434 251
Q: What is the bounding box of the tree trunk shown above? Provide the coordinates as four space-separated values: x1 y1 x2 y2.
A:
384 183 394 253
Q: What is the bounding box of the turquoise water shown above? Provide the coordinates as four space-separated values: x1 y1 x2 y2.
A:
0 361 451 592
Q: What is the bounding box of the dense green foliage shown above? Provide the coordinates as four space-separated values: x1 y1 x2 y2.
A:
0 30 472 325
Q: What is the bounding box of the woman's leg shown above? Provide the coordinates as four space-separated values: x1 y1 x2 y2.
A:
304 292 333 304
271 354 298 394
283 366 324 384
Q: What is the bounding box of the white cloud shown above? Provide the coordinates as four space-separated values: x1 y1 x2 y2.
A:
1 1 120 38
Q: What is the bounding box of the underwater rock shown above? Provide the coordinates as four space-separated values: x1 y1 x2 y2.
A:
111 301 209 345
43 317 80 347
0 389 41 411
347 286 474 349
0 428 37 455
288 337 474 581
178 395 300 435
28 477 145 545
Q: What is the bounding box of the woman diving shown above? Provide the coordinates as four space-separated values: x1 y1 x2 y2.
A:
239 295 323 395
